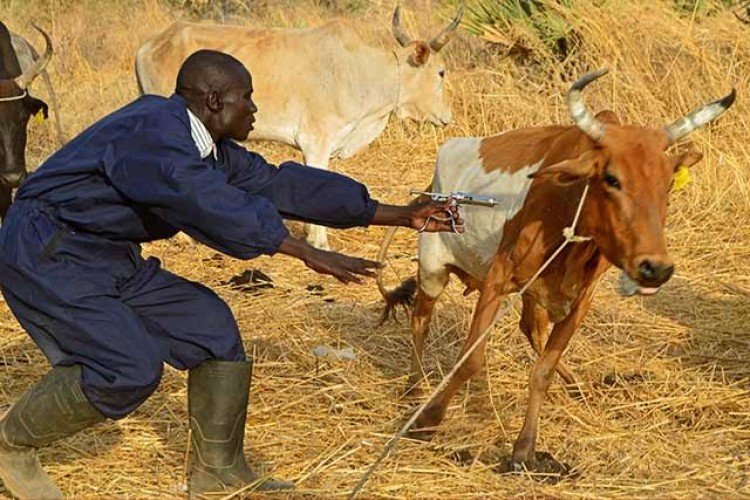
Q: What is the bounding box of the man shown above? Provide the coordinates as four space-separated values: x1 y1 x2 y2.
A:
0 50 462 499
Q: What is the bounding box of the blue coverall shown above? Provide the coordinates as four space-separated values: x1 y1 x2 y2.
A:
0 94 378 419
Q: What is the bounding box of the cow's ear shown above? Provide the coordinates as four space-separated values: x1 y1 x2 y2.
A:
528 150 601 186
668 148 703 172
409 41 431 66
24 96 49 120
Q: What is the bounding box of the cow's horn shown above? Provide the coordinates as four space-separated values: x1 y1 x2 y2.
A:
664 89 736 145
429 5 464 52
392 6 413 48
14 24 53 90
568 68 609 143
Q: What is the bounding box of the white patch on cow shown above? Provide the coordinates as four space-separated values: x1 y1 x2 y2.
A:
418 136 541 298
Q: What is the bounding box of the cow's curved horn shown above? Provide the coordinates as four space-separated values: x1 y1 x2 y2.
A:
14 24 53 90
392 6 413 47
664 89 736 146
429 5 464 52
568 68 609 143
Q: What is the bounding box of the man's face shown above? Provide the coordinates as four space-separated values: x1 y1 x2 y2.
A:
219 69 258 141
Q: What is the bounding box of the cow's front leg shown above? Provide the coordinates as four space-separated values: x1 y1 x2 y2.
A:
409 256 511 440
519 294 580 394
301 149 332 250
510 284 596 471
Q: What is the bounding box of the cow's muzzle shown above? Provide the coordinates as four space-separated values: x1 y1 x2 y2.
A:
0 170 28 188
634 256 674 289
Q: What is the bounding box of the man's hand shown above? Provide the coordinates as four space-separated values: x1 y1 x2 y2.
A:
302 249 381 284
277 236 382 284
409 199 464 233
370 200 464 233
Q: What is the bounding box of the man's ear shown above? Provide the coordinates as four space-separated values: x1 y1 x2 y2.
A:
24 96 48 120
206 90 223 112
528 150 602 186
669 149 703 172
408 41 431 67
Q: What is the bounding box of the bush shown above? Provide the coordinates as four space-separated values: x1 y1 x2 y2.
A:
460 0 580 66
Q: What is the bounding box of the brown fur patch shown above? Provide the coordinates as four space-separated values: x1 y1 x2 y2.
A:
479 110 621 175
479 126 567 174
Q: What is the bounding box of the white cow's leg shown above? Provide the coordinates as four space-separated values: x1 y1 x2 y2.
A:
301 149 332 251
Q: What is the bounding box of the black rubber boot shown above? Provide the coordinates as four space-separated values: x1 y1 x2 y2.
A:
0 365 105 499
188 360 294 498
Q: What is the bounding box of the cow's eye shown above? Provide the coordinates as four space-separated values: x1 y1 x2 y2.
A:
603 173 621 190
438 70 445 78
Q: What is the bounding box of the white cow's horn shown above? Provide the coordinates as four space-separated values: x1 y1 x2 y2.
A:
392 6 413 48
429 5 464 52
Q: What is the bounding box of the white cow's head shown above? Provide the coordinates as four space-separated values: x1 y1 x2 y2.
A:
391 6 462 127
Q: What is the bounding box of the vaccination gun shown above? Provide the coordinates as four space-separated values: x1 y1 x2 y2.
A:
410 190 499 208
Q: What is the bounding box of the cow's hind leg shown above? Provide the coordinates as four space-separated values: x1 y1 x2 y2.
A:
405 262 450 398
409 255 511 441
519 294 579 394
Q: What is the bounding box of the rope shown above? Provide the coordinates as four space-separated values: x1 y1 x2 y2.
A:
0 90 28 103
348 182 592 499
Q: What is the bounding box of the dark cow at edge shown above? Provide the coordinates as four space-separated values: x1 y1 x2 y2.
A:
378 69 735 472
0 21 51 219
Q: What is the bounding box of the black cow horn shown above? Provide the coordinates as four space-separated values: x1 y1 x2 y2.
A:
14 24 52 90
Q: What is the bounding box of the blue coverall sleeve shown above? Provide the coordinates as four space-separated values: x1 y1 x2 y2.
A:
224 144 379 229
102 135 289 259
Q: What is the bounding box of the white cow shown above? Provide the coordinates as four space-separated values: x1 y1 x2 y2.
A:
135 6 462 249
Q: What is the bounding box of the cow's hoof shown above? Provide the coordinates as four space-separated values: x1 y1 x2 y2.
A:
563 383 586 401
405 426 436 442
401 383 424 399
493 451 574 484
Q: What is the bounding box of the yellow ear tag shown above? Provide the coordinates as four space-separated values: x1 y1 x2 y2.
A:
33 110 46 125
673 165 691 192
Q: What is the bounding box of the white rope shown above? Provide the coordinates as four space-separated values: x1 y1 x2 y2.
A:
0 90 28 103
348 182 592 500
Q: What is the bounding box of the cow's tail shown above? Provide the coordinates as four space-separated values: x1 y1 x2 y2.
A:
375 189 431 325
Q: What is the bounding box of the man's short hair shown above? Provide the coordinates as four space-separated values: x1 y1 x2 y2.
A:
175 49 249 96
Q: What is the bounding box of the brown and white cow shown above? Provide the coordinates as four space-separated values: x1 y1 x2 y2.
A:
377 69 735 471
0 21 52 219
135 6 462 249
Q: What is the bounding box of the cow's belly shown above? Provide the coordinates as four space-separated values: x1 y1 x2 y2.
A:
420 137 542 283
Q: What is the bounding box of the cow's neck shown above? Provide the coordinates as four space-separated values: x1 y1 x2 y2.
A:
509 180 599 283
508 180 605 320
390 49 401 116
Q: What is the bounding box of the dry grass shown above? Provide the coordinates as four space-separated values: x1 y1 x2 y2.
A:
1 0 749 498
